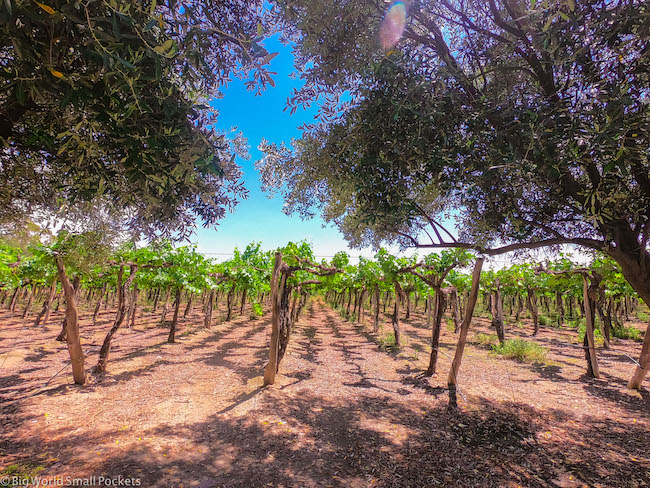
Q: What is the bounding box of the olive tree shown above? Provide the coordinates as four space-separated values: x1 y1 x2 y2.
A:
1 0 280 238
261 0 650 388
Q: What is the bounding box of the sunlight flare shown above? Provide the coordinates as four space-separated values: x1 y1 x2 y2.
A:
380 2 407 51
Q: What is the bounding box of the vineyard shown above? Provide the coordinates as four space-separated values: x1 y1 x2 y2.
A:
1 236 649 486
2 0 650 486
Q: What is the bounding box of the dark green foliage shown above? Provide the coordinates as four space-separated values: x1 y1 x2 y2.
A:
1 0 279 238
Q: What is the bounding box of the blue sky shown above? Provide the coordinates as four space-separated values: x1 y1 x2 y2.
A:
188 36 581 269
191 37 389 262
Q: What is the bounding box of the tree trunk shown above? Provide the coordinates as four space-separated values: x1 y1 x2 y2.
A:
153 287 161 312
129 285 139 328
491 283 505 344
184 292 194 318
607 245 650 389
160 287 171 323
527 288 539 336
296 291 308 320
426 289 447 376
56 276 81 342
426 293 433 325
373 284 380 333
167 287 182 343
240 288 247 315
596 301 612 348
264 253 283 386
448 259 484 409
277 280 293 365
590 279 610 349
556 292 565 327
392 282 402 347
95 265 138 373
92 282 107 326
226 283 236 321
55 258 86 385
405 291 411 320
21 284 35 319
495 284 505 343
357 289 365 324
449 287 460 333
204 289 215 327
582 275 600 378
8 287 19 314
33 283 56 327
289 288 299 325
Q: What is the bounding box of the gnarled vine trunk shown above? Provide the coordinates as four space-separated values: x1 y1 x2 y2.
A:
373 284 380 333
226 283 236 321
204 289 215 327
21 284 35 319
95 264 138 373
240 288 247 315
92 282 108 326
582 275 600 378
167 287 182 343
184 291 194 318
448 259 484 409
56 275 80 342
55 258 86 385
526 288 539 336
128 284 139 328
160 287 172 324
426 288 447 376
264 253 283 386
33 283 56 327
392 282 402 348
490 281 505 344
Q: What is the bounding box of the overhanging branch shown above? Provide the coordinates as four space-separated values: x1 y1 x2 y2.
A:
404 237 606 256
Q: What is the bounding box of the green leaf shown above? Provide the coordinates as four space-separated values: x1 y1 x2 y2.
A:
262 52 279 65
154 39 174 55
115 56 136 69
111 13 121 41
145 19 158 31
543 14 555 31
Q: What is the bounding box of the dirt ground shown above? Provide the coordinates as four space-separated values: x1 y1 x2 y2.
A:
1 298 649 487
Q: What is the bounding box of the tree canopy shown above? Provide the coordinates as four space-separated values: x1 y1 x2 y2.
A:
1 0 280 239
259 0 650 305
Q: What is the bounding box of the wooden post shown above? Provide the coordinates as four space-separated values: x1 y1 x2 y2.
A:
582 274 600 378
263 252 282 386
448 258 484 408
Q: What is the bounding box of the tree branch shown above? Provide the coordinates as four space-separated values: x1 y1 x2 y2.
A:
407 237 606 255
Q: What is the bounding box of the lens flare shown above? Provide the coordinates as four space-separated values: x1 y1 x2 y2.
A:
380 2 407 51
